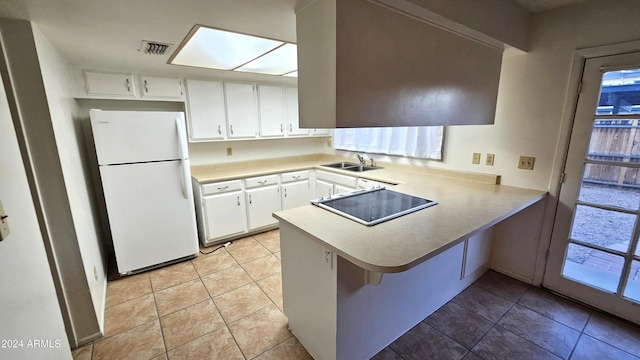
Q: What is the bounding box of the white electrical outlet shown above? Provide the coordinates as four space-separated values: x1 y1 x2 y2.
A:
518 156 535 170
0 199 10 241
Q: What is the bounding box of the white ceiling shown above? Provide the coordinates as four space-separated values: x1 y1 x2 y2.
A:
0 0 584 79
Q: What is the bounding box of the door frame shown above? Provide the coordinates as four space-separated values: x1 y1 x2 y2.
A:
534 40 640 286
535 41 640 323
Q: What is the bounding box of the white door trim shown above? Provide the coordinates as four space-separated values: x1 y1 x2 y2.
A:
533 40 640 286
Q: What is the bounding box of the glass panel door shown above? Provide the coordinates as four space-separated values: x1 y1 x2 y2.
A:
544 53 640 323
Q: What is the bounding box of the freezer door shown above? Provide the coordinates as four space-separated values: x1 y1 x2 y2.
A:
100 160 198 274
90 110 187 165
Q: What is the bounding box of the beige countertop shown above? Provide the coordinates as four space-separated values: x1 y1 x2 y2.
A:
192 154 547 273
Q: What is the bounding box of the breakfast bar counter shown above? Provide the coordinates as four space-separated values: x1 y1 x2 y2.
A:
264 155 546 360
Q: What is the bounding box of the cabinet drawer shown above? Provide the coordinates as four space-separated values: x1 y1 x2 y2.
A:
315 170 357 188
281 170 309 183
245 174 279 188
202 179 242 195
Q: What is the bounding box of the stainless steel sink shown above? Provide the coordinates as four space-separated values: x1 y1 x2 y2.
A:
321 162 382 172
322 162 359 169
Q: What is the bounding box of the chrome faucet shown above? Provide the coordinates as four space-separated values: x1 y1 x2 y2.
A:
357 154 365 165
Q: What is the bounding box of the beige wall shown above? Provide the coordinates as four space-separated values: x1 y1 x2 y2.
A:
0 24 72 359
189 137 327 166
33 24 108 338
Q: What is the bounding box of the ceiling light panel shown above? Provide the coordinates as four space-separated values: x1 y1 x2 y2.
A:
235 43 298 75
170 26 284 70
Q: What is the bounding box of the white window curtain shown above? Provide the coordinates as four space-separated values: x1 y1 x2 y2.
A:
333 127 444 160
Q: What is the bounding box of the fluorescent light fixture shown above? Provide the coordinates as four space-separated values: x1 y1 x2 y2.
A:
169 25 297 76
236 43 297 75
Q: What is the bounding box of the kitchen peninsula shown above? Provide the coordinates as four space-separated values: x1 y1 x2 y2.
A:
192 154 546 360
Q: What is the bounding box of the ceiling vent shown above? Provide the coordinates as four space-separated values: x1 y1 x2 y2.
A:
139 40 173 55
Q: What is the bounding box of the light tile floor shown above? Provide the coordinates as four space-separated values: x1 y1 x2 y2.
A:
72 230 640 360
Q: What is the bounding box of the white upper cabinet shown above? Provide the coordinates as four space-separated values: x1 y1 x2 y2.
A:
225 82 259 139
81 70 138 99
139 75 185 100
185 79 227 141
296 0 503 128
285 86 308 136
258 85 286 137
74 68 185 101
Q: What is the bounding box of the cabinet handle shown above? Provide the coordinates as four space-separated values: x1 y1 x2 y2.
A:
180 80 183 96
284 188 288 197
249 194 252 204
126 78 131 92
289 123 293 132
230 125 234 135
258 180 268 185
217 125 222 135
144 80 149 93
292 175 300 180
280 124 283 133
217 186 228 191
237 195 240 206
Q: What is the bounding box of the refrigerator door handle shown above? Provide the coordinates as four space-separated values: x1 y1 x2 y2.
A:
175 117 190 199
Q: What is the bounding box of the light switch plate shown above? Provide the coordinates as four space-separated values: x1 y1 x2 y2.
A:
0 199 10 241
486 153 495 166
472 152 481 165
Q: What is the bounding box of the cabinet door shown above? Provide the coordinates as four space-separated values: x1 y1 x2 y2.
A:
334 184 356 195
315 180 334 198
140 75 185 100
225 82 258 139
203 191 247 241
246 185 281 230
282 180 311 210
83 70 138 99
186 79 226 141
310 128 331 136
285 87 309 136
258 85 285 137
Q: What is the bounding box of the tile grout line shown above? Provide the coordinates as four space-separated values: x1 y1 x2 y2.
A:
193 245 283 360
192 256 248 360
458 281 571 359
150 272 169 360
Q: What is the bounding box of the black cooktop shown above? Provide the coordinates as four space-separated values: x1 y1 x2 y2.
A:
311 187 437 226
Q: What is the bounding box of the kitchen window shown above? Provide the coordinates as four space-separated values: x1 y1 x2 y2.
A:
333 127 444 160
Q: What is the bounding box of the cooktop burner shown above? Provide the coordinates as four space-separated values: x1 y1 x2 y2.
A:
311 187 437 226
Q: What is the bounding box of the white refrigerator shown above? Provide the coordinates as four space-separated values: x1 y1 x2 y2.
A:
90 109 198 274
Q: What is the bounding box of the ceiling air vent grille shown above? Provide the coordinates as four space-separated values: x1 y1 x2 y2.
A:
139 40 173 55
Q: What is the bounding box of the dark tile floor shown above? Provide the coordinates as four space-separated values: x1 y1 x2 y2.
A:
373 270 640 360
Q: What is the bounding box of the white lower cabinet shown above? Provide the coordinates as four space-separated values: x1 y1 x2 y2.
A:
193 179 247 246
193 170 314 245
245 175 281 231
281 170 312 211
315 170 357 197
203 192 246 241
